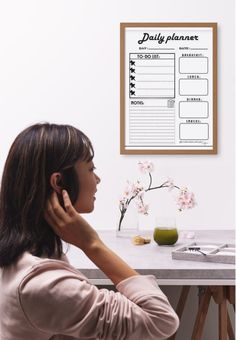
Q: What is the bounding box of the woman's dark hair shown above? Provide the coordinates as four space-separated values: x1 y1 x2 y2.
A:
0 123 94 267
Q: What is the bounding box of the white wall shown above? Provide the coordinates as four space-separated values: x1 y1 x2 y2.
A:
0 0 235 230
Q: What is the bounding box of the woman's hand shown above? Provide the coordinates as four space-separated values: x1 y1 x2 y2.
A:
45 190 139 286
44 190 101 252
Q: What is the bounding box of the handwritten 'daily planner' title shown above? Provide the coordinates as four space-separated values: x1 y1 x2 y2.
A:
138 32 199 45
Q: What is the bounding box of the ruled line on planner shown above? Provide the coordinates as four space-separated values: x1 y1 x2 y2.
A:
130 112 175 113
130 135 175 136
130 119 175 121
130 137 175 139
136 73 174 75
130 109 175 111
136 89 174 91
126 145 212 148
129 105 168 107
130 123 175 125
130 135 175 137
130 127 175 129
134 81 174 82
147 48 175 50
129 115 175 116
137 65 174 67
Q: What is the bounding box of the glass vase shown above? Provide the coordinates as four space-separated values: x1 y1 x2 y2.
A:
116 204 139 238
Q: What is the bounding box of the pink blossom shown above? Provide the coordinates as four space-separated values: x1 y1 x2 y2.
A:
181 186 188 193
176 190 196 211
120 180 145 212
165 177 175 191
136 189 145 199
131 181 144 195
138 161 154 174
136 201 149 215
122 181 142 198
123 181 133 198
134 194 149 215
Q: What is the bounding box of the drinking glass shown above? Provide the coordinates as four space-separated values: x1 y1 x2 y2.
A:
153 217 178 245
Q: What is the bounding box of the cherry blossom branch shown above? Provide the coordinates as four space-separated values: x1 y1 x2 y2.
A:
118 162 196 231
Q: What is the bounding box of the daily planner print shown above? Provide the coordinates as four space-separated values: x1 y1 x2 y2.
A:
120 23 217 154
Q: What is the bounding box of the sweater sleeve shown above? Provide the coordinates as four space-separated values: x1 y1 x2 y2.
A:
18 263 179 340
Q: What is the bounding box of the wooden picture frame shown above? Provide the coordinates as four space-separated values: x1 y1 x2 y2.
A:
120 23 217 154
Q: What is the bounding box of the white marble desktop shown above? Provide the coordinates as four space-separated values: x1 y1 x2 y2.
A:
66 230 235 286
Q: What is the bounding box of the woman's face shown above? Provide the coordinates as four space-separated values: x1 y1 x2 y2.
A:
73 159 100 213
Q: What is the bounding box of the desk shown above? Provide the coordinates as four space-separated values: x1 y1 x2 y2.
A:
66 230 235 286
66 230 235 340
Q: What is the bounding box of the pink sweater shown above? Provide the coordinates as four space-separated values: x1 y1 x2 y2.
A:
0 252 179 339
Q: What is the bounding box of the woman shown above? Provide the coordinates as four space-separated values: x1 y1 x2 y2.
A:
0 123 179 340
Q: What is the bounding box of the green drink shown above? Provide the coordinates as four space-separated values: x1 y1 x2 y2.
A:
153 227 178 245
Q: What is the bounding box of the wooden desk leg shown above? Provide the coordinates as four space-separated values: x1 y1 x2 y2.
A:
218 297 227 340
169 286 234 340
227 309 235 340
198 286 207 307
175 286 191 319
211 286 228 340
226 286 235 311
168 286 191 340
191 287 211 340
226 286 235 340
226 286 235 304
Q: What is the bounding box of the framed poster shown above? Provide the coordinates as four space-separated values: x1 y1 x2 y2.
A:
120 23 217 154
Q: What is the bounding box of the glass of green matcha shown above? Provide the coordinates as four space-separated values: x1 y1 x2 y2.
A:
153 217 178 246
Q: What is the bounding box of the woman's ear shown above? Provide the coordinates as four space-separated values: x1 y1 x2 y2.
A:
50 172 63 194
